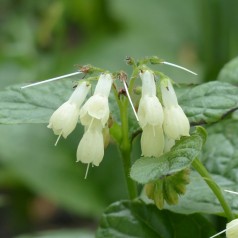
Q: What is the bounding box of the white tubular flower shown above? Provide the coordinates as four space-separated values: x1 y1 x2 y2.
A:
141 124 164 157
161 79 190 140
48 81 90 139
226 219 238 238
77 119 104 166
138 70 164 157
80 73 113 127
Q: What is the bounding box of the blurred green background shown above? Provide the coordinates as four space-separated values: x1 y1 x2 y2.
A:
0 0 238 237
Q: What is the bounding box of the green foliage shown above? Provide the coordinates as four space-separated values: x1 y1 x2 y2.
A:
96 200 215 238
0 81 73 124
1 0 238 236
164 119 238 215
130 127 206 184
179 81 238 125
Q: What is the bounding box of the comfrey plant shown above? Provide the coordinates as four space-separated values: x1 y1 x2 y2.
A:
10 55 238 237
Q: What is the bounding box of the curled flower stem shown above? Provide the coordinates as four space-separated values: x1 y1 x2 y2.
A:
192 158 234 221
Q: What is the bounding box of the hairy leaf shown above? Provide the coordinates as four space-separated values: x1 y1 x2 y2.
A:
179 81 238 125
130 127 206 184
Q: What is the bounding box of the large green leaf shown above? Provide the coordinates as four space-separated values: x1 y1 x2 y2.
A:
218 56 238 84
96 200 215 238
163 119 238 215
178 81 238 125
130 127 206 184
0 81 73 124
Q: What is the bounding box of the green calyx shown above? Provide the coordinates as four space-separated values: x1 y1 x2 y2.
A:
145 168 190 209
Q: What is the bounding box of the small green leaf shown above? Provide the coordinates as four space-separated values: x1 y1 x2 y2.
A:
96 200 215 238
130 127 206 184
178 81 238 125
218 56 238 85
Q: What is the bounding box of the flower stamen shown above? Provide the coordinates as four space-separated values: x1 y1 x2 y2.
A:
224 189 238 195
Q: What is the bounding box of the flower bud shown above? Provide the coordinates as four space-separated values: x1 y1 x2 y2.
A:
161 79 190 140
48 81 90 138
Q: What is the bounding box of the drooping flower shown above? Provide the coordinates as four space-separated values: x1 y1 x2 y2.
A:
161 78 190 140
47 81 90 139
137 70 164 157
226 219 238 238
80 73 113 127
77 73 113 165
77 119 104 166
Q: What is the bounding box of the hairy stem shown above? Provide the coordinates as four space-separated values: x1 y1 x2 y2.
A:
192 158 234 221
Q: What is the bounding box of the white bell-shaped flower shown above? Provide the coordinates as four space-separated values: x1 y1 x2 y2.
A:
80 73 113 127
141 124 164 157
161 79 190 140
48 81 90 138
77 119 104 166
138 70 164 157
226 219 238 238
138 70 164 128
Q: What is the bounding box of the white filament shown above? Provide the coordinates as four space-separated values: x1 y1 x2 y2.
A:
225 190 238 195
21 71 82 89
162 61 197 75
122 80 139 122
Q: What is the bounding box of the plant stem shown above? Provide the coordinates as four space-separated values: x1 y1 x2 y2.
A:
192 158 234 221
119 98 138 199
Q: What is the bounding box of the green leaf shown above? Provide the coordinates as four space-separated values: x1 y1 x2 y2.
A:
178 81 238 125
0 81 73 124
218 56 238 84
96 200 215 238
130 127 206 184
164 119 238 215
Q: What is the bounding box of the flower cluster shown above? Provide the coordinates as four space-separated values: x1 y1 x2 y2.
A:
138 70 190 157
47 66 190 175
48 73 113 167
